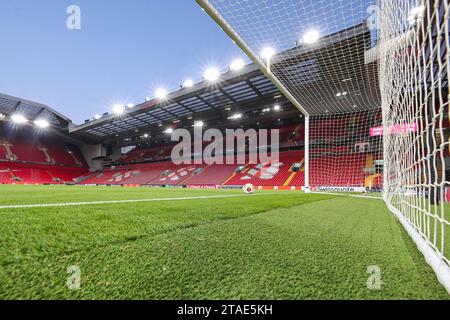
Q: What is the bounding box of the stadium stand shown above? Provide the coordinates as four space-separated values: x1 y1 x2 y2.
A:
0 132 88 184
74 115 381 189
0 53 382 190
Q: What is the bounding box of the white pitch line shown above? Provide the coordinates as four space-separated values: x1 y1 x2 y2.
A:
0 193 276 210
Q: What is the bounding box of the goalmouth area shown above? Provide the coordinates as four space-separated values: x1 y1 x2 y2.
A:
0 184 448 299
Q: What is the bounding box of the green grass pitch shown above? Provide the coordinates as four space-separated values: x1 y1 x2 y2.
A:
0 185 448 299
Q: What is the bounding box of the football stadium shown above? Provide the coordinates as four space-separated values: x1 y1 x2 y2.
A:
0 0 449 302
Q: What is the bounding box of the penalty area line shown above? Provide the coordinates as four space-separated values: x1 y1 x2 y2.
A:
0 193 276 210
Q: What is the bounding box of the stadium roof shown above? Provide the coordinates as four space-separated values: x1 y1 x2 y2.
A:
69 22 381 144
0 93 71 128
69 64 288 144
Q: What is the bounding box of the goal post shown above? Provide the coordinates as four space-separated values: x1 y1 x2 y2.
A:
304 115 310 193
195 0 311 193
378 0 450 292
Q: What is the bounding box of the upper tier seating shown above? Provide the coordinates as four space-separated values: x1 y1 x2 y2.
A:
119 123 306 165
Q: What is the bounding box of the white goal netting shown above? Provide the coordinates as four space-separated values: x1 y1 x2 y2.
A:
379 0 450 286
196 0 450 292
309 109 383 192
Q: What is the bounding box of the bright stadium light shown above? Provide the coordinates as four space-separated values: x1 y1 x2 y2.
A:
113 104 125 115
164 128 173 134
183 79 194 88
194 120 204 128
34 119 50 129
302 29 320 44
228 113 242 120
274 104 281 111
204 68 220 82
230 59 245 71
155 88 168 100
94 114 101 120
11 114 28 124
143 133 149 138
261 47 275 60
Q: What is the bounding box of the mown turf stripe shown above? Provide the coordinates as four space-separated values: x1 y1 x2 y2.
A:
0 193 276 210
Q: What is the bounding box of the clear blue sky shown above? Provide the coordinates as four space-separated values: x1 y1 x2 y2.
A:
0 0 246 123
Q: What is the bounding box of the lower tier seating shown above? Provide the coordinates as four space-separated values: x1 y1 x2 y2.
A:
76 150 377 188
1 149 379 188
0 163 88 184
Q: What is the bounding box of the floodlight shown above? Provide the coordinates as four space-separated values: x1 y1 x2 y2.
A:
261 47 275 60
230 59 245 71
165 128 173 134
274 104 281 111
229 113 242 120
204 68 220 82
34 119 50 128
155 88 168 100
183 79 194 88
94 114 101 120
194 121 204 128
303 29 320 44
113 105 125 115
11 114 28 124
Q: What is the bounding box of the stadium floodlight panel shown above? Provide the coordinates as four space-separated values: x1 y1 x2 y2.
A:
274 104 281 111
261 47 275 60
113 104 125 115
183 79 194 88
155 88 168 100
230 59 245 71
11 114 28 124
34 119 50 129
194 120 204 127
164 128 173 134
204 68 220 82
302 29 320 44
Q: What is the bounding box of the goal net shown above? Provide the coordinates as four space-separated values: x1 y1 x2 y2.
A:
196 0 450 292
379 0 450 289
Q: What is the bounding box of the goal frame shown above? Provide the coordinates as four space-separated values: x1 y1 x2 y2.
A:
195 0 311 193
